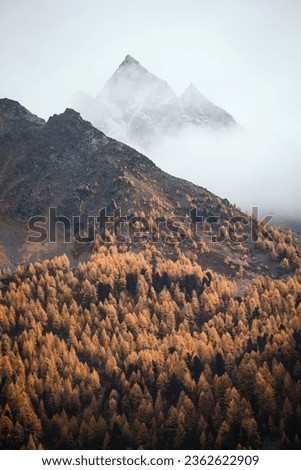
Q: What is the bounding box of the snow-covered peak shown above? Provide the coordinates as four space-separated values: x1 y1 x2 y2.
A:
97 54 177 113
185 83 199 94
180 83 235 128
181 83 211 104
71 56 237 150
120 54 140 68
93 56 180 147
103 54 160 93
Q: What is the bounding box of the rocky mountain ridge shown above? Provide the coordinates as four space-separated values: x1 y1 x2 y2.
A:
0 98 298 283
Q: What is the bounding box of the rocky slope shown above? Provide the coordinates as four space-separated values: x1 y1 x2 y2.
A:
0 98 298 282
0 98 231 222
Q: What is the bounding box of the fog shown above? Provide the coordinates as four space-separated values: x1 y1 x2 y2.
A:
0 0 301 223
148 123 301 223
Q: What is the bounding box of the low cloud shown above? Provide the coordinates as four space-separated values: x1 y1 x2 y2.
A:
147 123 301 225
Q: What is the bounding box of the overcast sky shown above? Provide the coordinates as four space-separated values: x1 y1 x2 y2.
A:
1 0 301 218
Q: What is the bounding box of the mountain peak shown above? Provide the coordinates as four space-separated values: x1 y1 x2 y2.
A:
62 108 83 119
45 108 96 139
187 83 199 93
120 54 140 68
0 98 45 123
47 108 83 124
0 97 21 109
74 57 237 149
0 98 45 136
104 54 153 88
182 83 208 102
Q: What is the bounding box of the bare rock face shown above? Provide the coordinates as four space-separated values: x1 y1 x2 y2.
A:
0 98 45 135
72 55 236 150
0 99 295 281
0 98 236 223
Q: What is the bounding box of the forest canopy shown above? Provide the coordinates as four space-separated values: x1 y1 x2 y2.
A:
0 245 301 449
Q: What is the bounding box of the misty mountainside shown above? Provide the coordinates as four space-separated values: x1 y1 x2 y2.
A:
0 98 300 282
72 55 236 150
0 98 233 222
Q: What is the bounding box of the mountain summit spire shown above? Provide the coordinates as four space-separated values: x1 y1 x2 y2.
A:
120 54 140 67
